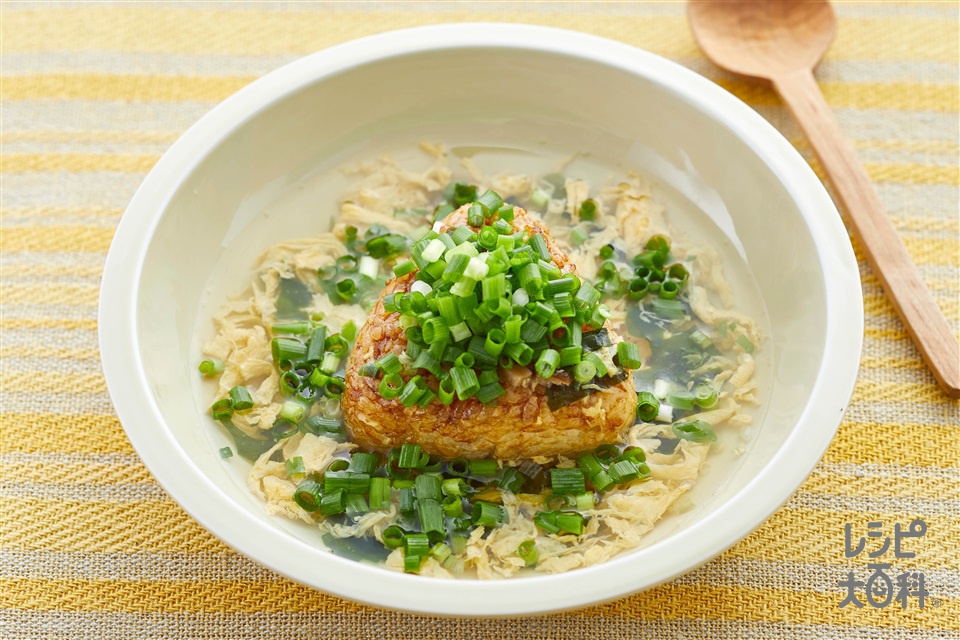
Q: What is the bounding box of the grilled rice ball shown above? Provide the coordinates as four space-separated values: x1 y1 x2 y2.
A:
341 206 637 459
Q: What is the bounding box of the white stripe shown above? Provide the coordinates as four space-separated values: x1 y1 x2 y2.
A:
0 452 140 466
0 391 115 415
786 492 960 518
1 357 104 375
844 400 959 426
0 610 949 640
2 172 145 209
753 107 960 144
0 481 168 503
1 327 100 351
1 101 213 134
814 462 960 480
1 549 956 598
1 304 99 321
1 252 107 269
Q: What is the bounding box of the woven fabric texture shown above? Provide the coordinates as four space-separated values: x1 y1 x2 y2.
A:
1 2 957 639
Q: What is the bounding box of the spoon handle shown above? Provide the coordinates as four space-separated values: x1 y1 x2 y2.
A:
773 69 959 398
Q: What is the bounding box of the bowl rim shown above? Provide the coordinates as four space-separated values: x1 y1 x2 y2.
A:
98 22 863 617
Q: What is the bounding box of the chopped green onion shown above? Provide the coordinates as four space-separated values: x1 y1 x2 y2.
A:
673 419 718 443
570 227 589 246
393 260 417 277
369 477 391 510
469 459 498 477
318 488 346 516
667 390 695 410
736 335 755 353
229 386 254 412
578 198 597 221
517 540 539 566
271 337 307 363
379 373 403 400
344 493 370 517
442 494 465 517
550 468 586 495
382 524 405 549
467 204 485 227
405 532 431 558
471 501 508 527
694 383 718 409
285 456 306 478
397 443 423 469
293 479 323 512
575 492 596 511
534 349 560 379
607 459 640 484
617 341 642 369
323 471 371 495
636 391 660 422
198 359 224 376
278 401 305 423
450 366 480 400
573 360 597 383
219 446 233 459
476 382 506 404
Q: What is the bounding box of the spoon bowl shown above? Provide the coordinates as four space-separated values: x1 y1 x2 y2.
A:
688 0 835 81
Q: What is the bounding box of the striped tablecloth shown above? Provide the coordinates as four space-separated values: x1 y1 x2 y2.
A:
2 2 957 638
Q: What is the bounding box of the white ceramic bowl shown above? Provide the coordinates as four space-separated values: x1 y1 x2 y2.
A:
99 24 862 616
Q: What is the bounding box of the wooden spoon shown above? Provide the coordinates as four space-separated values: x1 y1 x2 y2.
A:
689 0 960 398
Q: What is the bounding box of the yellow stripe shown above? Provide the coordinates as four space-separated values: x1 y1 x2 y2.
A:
807 159 959 185
1 498 230 553
859 356 927 371
725 509 959 569
596 584 957 628
2 74 254 102
2 575 954 626
718 79 958 113
0 346 101 361
825 422 960 467
0 262 106 278
891 217 960 233
800 473 959 503
864 293 959 321
2 414 134 455
0 318 98 331
5 72 955 114
2 206 122 220
855 237 960 267
0 226 115 252
1 372 107 395
852 380 960 405
1 284 100 306
2 154 159 174
0 131 181 144
2 9 956 62
1 576 364 614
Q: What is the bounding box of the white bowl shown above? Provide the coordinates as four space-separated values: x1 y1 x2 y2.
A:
99 24 862 616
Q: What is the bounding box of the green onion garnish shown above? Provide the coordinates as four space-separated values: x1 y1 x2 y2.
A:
673 419 718 443
636 391 660 422
550 468 586 495
210 398 233 421
471 501 508 527
198 359 224 376
517 540 539 566
218 446 233 459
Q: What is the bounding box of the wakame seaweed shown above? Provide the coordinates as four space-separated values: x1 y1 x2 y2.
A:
545 370 631 412
275 278 313 319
